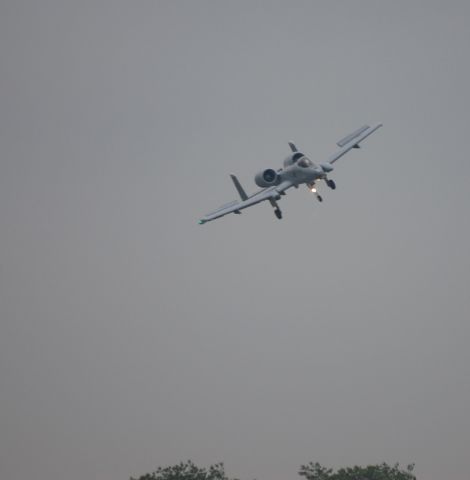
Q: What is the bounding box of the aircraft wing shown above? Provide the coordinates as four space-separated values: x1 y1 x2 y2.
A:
199 180 294 224
329 123 382 164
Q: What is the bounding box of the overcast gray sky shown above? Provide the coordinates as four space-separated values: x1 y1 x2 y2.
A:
1 2 470 480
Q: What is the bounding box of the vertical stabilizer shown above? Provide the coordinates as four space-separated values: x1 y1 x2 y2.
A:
230 174 248 200
288 142 298 152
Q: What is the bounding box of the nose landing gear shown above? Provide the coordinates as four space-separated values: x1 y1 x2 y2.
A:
308 182 324 203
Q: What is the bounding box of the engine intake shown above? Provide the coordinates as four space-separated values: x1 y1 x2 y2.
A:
255 168 280 188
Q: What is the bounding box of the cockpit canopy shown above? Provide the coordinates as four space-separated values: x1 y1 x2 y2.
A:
297 156 313 168
283 152 314 168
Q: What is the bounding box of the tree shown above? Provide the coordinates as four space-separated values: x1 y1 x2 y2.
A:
298 462 416 480
130 460 237 480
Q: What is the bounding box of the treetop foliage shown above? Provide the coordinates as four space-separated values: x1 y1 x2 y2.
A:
131 459 416 480
298 462 416 480
130 460 236 480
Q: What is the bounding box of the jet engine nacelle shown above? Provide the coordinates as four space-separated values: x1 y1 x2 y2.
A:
320 162 334 173
254 168 281 187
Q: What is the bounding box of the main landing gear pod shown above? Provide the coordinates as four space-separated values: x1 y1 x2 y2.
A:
325 178 336 190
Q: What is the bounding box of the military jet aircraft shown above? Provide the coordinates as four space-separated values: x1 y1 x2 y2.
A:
199 123 382 224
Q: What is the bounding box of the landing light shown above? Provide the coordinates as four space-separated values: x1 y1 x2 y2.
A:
310 187 317 193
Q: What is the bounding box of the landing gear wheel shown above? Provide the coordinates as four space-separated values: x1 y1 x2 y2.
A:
327 179 336 190
317 195 323 202
274 208 283 219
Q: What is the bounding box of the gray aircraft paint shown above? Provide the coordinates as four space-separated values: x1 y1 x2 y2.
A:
200 124 382 223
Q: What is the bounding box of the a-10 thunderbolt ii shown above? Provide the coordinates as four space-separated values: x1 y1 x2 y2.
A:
198 123 382 224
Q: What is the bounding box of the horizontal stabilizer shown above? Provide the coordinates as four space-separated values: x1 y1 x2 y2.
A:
336 125 370 147
230 174 248 200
